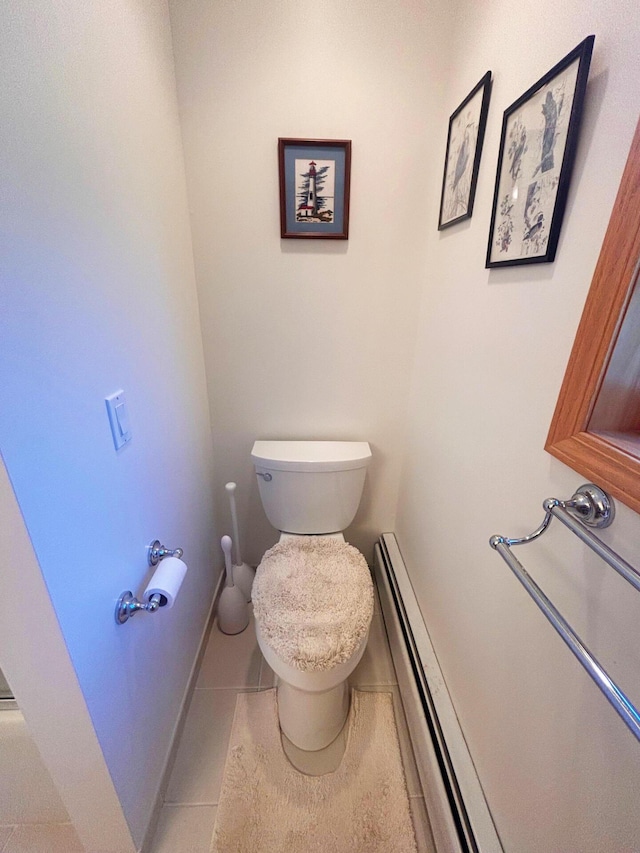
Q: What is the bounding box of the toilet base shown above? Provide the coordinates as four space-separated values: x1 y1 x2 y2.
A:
277 680 349 751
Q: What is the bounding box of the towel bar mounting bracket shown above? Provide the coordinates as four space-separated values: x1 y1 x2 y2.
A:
552 483 614 529
490 483 614 551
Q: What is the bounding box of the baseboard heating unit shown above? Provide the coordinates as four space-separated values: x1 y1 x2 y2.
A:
374 533 503 853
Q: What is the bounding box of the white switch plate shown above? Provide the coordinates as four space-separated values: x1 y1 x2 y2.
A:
105 390 132 450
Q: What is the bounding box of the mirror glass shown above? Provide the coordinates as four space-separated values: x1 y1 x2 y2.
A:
587 264 640 458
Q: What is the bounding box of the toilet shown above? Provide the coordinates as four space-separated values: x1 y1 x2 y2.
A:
251 440 373 751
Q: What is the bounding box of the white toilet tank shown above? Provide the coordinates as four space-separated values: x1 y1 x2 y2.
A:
251 440 371 534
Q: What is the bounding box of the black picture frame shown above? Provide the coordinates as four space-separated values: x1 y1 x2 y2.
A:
486 35 594 268
438 71 492 230
278 138 351 239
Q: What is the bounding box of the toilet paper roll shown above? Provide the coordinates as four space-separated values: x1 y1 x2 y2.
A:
144 556 188 608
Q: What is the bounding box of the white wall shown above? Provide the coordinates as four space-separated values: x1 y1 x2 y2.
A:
6 1 637 849
171 6 640 847
0 458 133 851
395 2 640 851
1 1 216 848
168 0 455 564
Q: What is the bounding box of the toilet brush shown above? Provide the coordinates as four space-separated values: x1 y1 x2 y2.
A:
225 482 255 601
217 535 249 635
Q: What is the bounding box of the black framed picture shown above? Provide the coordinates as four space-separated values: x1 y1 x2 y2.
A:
438 71 492 230
486 35 594 268
278 138 351 239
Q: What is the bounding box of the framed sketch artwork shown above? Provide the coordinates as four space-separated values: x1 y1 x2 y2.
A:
438 72 492 230
486 36 594 267
278 138 351 239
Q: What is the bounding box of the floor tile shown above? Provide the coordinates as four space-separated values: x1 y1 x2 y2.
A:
3 824 83 853
196 612 261 689
159 581 432 849
351 614 397 686
356 685 422 797
165 689 245 805
258 655 277 689
0 827 14 851
0 711 69 823
149 805 217 853
410 796 437 853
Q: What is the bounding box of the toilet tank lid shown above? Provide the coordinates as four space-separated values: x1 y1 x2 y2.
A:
251 440 371 472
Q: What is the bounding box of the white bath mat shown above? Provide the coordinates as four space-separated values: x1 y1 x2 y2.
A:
210 689 418 853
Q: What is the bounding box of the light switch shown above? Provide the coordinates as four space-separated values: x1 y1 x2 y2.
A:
115 402 129 436
106 391 132 450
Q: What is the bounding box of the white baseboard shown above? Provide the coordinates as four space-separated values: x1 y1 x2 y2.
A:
139 569 225 853
374 534 503 853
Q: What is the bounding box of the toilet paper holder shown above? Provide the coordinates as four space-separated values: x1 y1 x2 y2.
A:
115 540 184 624
115 590 163 624
148 540 183 566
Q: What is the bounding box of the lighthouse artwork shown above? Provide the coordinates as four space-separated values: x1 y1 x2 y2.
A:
295 159 335 223
278 138 351 238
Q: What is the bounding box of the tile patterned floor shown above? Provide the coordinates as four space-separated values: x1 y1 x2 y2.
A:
150 593 436 852
0 823 84 853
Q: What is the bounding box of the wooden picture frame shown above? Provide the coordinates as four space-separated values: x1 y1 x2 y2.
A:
278 138 351 239
438 71 492 230
486 36 594 268
546 118 640 515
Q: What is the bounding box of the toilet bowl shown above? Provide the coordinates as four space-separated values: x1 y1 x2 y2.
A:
251 441 373 751
256 607 369 751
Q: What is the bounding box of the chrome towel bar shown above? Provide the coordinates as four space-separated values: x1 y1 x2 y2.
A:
490 484 640 743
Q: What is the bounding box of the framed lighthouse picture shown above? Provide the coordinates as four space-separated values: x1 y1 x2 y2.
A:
278 138 351 239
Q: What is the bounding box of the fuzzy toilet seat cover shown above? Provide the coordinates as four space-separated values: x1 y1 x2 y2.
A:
253 536 374 673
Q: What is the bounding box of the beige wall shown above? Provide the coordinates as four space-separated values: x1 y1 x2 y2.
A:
5 1 637 849
170 4 640 847
168 0 455 564
396 2 640 851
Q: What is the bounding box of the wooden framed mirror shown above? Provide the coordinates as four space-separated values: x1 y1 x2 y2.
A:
546 117 640 513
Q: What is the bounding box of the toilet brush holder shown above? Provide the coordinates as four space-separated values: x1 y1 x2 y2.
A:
225 482 255 601
233 563 255 602
217 535 249 635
